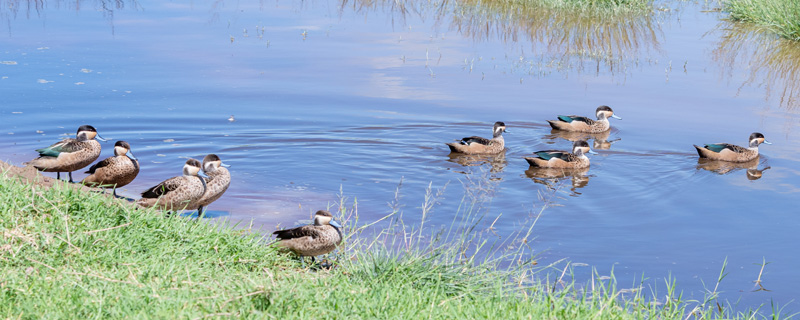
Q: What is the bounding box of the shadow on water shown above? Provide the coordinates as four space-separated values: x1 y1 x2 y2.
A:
447 151 507 174
524 167 590 196
696 157 771 181
340 0 664 78
543 128 621 150
712 21 800 112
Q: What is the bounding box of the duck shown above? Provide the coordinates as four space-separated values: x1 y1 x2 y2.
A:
81 141 140 197
547 105 622 133
446 121 507 154
135 158 208 213
693 132 771 162
272 210 343 264
24 124 106 182
524 140 597 169
184 154 231 217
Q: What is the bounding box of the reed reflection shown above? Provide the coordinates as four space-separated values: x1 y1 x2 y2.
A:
1 0 139 34
544 129 620 150
696 157 770 181
455 1 663 76
525 167 590 195
340 0 663 77
712 22 800 111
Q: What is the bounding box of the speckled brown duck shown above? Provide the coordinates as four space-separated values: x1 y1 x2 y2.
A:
184 154 231 216
524 140 597 169
136 159 208 212
694 132 771 162
81 141 139 197
25 125 106 182
446 121 507 154
547 106 622 133
273 210 343 262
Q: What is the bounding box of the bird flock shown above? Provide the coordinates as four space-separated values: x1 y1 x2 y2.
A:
19 106 771 262
447 105 771 169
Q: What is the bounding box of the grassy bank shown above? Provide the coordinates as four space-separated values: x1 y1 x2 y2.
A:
723 0 800 41
0 168 777 318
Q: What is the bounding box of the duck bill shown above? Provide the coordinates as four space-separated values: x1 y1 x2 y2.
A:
221 162 231 168
762 140 772 145
329 220 342 228
610 115 622 120
198 171 209 178
587 150 599 155
96 134 108 142
127 151 138 161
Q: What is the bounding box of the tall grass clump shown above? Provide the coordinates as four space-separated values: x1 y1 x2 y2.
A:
723 0 800 41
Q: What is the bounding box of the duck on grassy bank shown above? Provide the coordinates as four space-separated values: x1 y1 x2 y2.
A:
184 154 231 217
693 132 771 162
273 210 343 265
547 106 621 133
446 121 507 154
136 159 208 213
24 125 106 183
81 141 139 198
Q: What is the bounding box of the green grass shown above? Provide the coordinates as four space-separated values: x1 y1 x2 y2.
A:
509 0 654 12
0 170 785 319
723 0 800 41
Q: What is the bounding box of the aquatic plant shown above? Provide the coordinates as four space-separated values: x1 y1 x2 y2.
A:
723 0 800 41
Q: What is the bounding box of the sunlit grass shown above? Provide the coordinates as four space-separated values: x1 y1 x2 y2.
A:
723 0 800 41
0 169 788 318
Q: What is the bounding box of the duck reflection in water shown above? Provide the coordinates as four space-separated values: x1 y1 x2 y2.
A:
525 167 591 195
544 128 620 150
696 157 771 181
447 150 507 174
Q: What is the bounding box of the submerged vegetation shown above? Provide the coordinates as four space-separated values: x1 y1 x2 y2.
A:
0 168 788 318
723 0 800 41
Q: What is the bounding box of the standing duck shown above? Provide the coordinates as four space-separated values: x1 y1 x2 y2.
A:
694 132 771 162
446 121 507 154
136 159 208 213
547 106 622 133
25 125 106 182
185 154 231 216
273 210 343 264
82 141 140 197
524 140 597 169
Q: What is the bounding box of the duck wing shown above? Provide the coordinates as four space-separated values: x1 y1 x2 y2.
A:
273 225 321 240
85 157 113 174
557 115 595 125
460 136 492 145
533 150 576 162
140 177 182 198
35 138 81 157
704 143 745 153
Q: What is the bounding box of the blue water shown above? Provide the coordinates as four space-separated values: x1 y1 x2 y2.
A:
2 0 799 313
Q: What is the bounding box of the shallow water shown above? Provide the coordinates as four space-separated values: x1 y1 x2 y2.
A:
2 0 800 312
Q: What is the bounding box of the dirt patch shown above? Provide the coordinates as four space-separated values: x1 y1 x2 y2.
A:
1 160 103 194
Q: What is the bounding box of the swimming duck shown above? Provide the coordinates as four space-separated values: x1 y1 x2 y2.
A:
136 159 208 212
524 140 597 169
547 106 622 133
693 132 771 162
446 121 507 154
185 154 231 216
25 125 106 182
81 141 140 197
273 210 343 262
